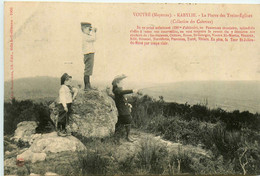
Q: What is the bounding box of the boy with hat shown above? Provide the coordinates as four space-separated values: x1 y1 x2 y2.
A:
112 74 138 142
57 73 78 136
81 22 97 90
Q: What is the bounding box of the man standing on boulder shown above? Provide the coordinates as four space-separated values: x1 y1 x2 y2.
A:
81 22 97 90
112 74 138 142
58 73 78 136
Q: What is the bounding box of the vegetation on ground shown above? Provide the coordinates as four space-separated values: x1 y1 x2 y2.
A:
4 92 260 175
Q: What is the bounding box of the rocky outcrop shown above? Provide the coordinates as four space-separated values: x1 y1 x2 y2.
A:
50 89 118 138
11 89 118 164
17 132 86 163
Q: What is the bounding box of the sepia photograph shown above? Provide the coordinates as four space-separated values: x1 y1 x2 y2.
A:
2 1 260 175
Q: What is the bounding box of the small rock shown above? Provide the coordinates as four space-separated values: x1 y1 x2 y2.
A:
5 151 11 155
12 121 38 144
30 173 41 176
45 172 58 176
17 149 46 163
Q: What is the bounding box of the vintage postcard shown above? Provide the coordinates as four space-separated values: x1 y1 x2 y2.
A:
3 2 260 175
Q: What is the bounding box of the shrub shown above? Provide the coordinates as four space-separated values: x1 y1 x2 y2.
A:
191 104 210 121
147 116 205 145
135 137 168 174
233 140 260 175
169 146 194 174
169 146 234 175
70 137 119 175
76 150 112 175
72 144 115 175
204 123 243 160
4 99 54 135
131 94 260 132
131 95 164 129
117 154 136 174
189 154 235 174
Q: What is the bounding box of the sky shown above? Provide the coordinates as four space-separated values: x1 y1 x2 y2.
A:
3 2 260 84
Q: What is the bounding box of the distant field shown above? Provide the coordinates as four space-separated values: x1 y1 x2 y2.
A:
4 77 260 113
4 76 111 102
4 76 80 102
142 81 260 113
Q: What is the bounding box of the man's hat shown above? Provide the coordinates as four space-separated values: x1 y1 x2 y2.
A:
81 22 92 27
61 73 72 85
112 74 127 86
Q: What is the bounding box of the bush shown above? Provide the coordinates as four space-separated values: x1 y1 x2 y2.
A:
135 137 168 174
131 94 260 131
169 146 194 174
190 154 235 174
169 146 234 175
202 123 244 160
117 154 136 174
130 94 260 174
200 123 260 174
76 150 112 175
4 99 54 135
233 138 260 174
147 116 207 145
131 95 164 129
72 139 116 175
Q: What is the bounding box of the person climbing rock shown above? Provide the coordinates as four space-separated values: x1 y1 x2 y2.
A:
57 73 78 136
81 22 97 90
112 74 138 142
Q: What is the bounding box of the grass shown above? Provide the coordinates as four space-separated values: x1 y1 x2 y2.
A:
4 93 260 175
135 136 168 174
4 127 241 175
5 151 80 175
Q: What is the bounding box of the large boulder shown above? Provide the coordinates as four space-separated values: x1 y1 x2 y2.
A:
50 89 118 138
12 121 38 144
17 132 86 163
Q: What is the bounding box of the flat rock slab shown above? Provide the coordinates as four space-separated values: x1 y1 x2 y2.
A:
17 132 86 163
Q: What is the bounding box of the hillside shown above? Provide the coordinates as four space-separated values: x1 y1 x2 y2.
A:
4 78 260 113
3 77 155 102
4 86 260 175
142 81 260 113
4 128 210 175
4 76 80 102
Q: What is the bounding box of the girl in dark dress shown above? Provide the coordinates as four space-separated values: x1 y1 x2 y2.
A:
112 74 137 142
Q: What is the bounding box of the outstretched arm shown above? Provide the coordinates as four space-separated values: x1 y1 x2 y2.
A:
114 88 133 95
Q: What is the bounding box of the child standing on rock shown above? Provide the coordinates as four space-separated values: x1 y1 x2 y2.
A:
57 73 78 136
81 22 97 90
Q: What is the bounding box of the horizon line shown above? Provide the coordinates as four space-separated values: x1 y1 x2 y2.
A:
4 75 260 84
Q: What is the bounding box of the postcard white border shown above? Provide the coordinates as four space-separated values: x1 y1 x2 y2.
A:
0 1 259 175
